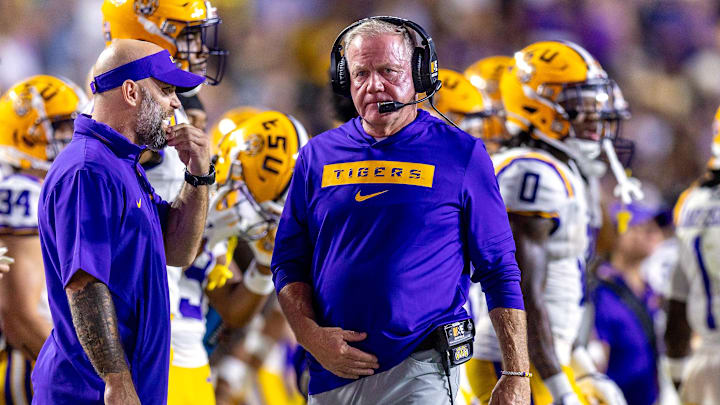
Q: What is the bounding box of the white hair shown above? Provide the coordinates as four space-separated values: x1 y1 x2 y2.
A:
343 19 416 61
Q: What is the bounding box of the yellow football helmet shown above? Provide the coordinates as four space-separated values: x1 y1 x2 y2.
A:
464 56 513 148
0 75 88 171
501 41 629 162
422 69 493 140
211 106 263 158
101 0 228 85
210 110 308 240
709 105 720 170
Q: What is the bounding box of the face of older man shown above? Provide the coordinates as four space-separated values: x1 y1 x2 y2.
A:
135 79 180 150
346 34 416 136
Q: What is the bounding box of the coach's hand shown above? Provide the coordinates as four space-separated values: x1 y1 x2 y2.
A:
167 123 210 176
104 371 140 405
489 375 531 404
306 327 379 379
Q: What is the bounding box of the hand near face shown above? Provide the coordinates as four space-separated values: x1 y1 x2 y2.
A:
166 123 210 175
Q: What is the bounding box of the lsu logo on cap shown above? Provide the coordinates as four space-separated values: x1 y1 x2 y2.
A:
321 160 435 188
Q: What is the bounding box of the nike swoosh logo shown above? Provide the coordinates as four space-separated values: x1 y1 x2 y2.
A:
355 190 388 202
137 199 142 208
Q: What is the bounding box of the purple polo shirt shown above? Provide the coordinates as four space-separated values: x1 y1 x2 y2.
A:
32 114 171 404
272 110 524 394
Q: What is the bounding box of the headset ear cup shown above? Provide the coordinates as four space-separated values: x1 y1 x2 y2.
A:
411 47 425 93
337 56 351 97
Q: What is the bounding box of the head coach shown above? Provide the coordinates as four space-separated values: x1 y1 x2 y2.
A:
32 39 213 404
271 16 531 405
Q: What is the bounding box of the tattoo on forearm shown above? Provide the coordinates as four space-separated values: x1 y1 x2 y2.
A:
67 280 128 378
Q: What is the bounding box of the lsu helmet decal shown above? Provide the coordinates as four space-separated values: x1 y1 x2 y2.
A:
464 55 513 147
0 75 88 171
500 41 629 162
102 0 228 85
209 110 308 240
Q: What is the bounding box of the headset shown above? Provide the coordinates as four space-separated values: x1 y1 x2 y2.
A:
329 15 461 127
330 16 439 97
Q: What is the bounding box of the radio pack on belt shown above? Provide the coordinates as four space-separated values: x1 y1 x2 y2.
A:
428 319 474 376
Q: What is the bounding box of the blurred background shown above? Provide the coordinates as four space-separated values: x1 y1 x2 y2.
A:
2 0 720 206
1 1 716 403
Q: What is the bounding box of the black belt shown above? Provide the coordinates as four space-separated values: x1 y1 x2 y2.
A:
414 333 437 352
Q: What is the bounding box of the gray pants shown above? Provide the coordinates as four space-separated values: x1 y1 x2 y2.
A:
308 349 461 405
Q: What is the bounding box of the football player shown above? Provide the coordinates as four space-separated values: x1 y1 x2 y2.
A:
665 105 720 405
464 56 513 154
166 108 308 405
465 41 629 405
0 75 87 405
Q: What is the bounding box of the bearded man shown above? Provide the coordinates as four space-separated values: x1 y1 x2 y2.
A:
32 39 213 405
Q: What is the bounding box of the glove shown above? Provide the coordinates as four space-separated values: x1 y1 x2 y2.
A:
248 224 277 268
204 185 244 250
546 373 583 405
0 247 14 265
576 373 627 405
206 237 238 291
0 247 13 278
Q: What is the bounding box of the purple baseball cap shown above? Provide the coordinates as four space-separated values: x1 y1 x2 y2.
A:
90 50 205 94
609 201 660 227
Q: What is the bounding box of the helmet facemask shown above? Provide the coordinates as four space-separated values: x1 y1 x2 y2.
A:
27 87 79 168
552 79 629 161
215 160 279 242
171 17 228 86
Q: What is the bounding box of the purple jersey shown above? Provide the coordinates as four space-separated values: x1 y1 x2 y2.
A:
32 114 171 404
272 110 524 394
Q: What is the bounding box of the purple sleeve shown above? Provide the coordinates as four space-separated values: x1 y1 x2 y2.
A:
152 191 171 232
271 153 313 293
51 169 121 287
462 141 524 311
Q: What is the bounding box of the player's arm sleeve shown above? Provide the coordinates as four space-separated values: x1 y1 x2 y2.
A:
462 141 524 311
47 169 121 287
271 152 313 293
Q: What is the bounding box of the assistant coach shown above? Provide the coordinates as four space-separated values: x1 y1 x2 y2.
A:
271 16 531 405
32 39 212 404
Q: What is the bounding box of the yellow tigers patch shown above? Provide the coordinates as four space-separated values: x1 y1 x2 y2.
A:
321 160 435 188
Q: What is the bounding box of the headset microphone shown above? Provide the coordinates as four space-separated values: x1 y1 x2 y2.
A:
377 80 442 114
376 81 461 130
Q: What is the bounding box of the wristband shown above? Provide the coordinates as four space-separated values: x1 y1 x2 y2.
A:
501 370 533 378
185 162 216 187
243 259 274 295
